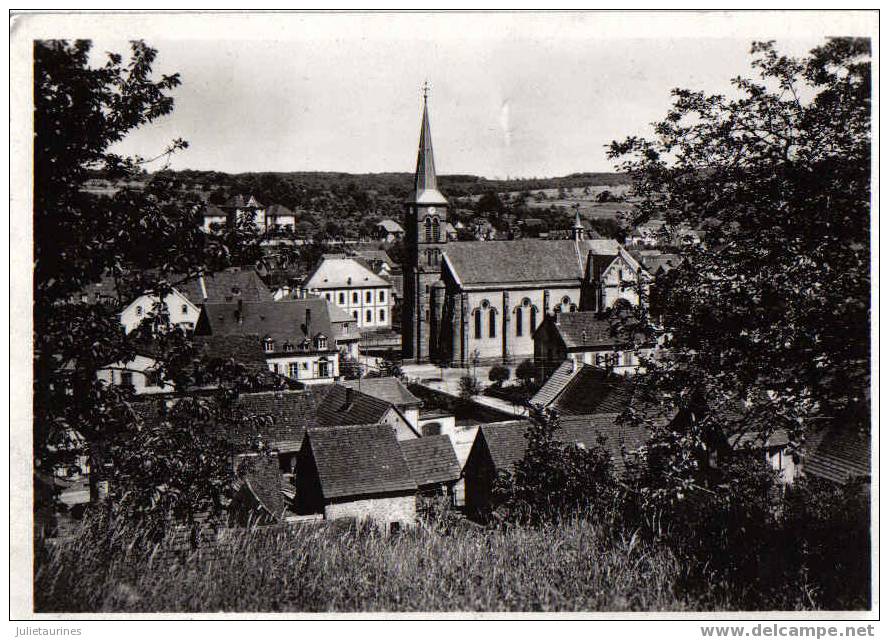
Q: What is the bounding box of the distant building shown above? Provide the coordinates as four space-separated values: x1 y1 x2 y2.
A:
295 424 417 531
195 298 340 385
202 196 297 234
119 267 272 334
302 255 394 330
315 384 420 441
529 362 634 415
375 219 405 243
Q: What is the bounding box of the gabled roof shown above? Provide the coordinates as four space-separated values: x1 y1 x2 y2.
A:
399 435 461 486
266 203 296 218
376 219 405 233
315 384 394 427
176 268 272 306
476 415 649 477
443 240 584 286
553 365 634 415
197 298 335 349
340 377 421 408
640 253 682 274
233 388 327 452
530 360 582 407
550 312 625 349
239 454 288 521
804 426 871 484
192 334 273 374
202 203 228 219
225 194 264 209
304 256 391 290
305 424 417 499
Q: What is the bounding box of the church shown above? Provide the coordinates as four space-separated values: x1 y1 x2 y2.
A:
401 93 651 365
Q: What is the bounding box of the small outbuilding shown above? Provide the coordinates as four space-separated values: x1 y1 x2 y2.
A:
399 435 462 498
296 424 417 531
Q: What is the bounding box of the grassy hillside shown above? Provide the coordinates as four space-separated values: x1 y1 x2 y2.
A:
37 516 733 613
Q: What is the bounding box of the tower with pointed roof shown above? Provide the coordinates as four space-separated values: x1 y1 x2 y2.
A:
402 85 449 362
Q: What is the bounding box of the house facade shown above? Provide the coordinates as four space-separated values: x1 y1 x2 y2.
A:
195 298 340 385
302 256 394 330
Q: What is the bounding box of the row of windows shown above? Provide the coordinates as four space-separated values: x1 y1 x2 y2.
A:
351 309 386 322
471 298 543 340
135 303 191 317
327 290 387 305
263 335 328 353
272 359 332 379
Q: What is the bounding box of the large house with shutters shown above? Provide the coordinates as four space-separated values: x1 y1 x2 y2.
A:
194 298 340 385
401 92 651 364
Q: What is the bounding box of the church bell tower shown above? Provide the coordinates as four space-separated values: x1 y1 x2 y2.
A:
402 84 449 362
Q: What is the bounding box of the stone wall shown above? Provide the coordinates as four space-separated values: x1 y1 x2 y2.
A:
325 493 416 531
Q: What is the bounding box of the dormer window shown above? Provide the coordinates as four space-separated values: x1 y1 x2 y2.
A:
300 338 311 351
283 342 294 353
315 335 328 350
263 337 275 353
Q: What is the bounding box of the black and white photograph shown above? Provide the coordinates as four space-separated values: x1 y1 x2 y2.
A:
10 9 878 622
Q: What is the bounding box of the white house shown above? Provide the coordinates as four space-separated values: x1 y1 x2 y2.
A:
301 256 394 330
96 352 174 395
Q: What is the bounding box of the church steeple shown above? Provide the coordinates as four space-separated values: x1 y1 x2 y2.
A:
412 83 448 205
572 209 585 241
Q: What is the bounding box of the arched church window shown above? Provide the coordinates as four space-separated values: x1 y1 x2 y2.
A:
516 306 523 337
530 306 538 333
431 217 440 242
425 217 433 243
473 309 482 339
489 308 497 338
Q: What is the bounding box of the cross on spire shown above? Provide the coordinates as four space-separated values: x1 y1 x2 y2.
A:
422 80 430 103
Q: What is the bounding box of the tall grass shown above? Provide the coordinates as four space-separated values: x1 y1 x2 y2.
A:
36 516 724 613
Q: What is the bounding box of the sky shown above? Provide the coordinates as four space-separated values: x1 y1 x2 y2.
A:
68 12 873 179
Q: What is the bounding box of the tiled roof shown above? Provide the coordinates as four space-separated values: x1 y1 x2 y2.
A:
340 377 421 408
266 203 296 218
478 415 649 477
352 249 396 270
306 424 417 499
399 435 461 486
233 388 328 452
552 312 624 349
530 360 581 407
640 253 682 274
240 454 288 520
443 240 584 286
804 426 871 484
202 203 228 219
304 256 391 290
478 421 533 470
554 366 634 415
377 219 405 233
197 298 335 349
315 384 393 427
193 335 269 373
175 268 273 306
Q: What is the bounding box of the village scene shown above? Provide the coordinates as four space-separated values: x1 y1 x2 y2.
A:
28 14 872 615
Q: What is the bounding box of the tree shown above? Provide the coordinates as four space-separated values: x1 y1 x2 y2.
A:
33 40 262 533
491 407 616 524
488 364 510 387
476 191 504 215
608 39 871 496
458 375 482 401
515 359 537 389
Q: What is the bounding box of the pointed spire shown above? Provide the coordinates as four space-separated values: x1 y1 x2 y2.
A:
572 209 585 241
412 84 448 205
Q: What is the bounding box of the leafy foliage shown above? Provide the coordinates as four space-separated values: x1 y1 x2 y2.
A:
458 375 482 400
608 38 871 496
487 364 510 387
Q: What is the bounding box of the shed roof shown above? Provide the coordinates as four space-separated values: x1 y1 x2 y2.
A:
399 435 461 486
306 424 417 499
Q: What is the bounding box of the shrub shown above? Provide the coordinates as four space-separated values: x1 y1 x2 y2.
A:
488 364 510 387
515 359 536 387
458 375 481 400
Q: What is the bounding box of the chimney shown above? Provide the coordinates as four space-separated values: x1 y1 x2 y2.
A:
305 308 312 333
345 385 354 407
236 298 244 324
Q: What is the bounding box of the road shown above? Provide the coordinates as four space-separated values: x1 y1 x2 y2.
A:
401 362 528 418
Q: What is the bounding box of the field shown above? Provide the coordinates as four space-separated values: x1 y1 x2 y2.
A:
37 516 736 613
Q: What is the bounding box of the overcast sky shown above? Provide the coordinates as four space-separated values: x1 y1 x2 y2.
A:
73 12 870 178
